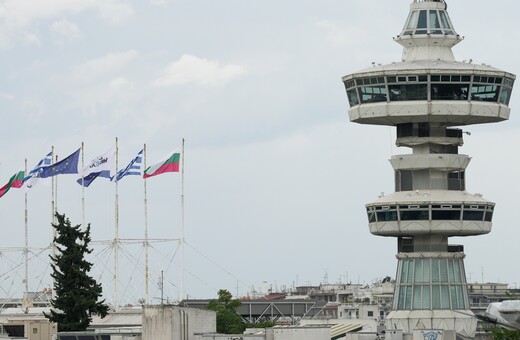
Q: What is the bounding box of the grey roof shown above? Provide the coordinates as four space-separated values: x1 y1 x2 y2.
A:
344 60 515 80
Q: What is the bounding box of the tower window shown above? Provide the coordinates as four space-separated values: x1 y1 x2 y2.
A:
359 86 388 103
395 258 468 311
462 210 484 221
431 209 461 220
484 207 494 222
377 210 398 222
347 89 360 107
431 83 469 100
400 209 429 221
404 11 419 31
447 171 465 190
471 85 500 102
389 84 427 101
429 11 442 34
499 87 512 105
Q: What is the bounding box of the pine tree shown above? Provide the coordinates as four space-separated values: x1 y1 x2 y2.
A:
44 212 109 332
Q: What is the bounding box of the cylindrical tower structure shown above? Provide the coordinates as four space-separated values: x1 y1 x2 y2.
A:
342 0 515 338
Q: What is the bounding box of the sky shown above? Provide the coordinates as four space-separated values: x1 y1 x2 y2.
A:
1 0 519 306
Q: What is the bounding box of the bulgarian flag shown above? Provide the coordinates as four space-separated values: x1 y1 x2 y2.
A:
0 171 25 199
144 150 181 179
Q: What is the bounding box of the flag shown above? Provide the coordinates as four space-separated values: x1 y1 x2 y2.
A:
40 148 81 178
0 171 25 199
77 146 115 187
143 149 181 179
23 151 52 191
113 149 143 182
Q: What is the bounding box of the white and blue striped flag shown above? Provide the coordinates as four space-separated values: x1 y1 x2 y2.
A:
23 151 53 191
113 149 144 182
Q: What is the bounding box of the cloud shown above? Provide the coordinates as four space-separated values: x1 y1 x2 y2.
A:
74 50 138 82
0 92 15 101
0 0 133 46
150 0 168 6
97 1 134 25
316 19 358 46
108 77 129 90
51 19 81 45
22 32 41 46
21 97 46 122
154 54 247 87
69 75 137 121
0 0 93 29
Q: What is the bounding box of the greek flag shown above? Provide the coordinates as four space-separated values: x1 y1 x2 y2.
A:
113 149 144 182
23 151 52 191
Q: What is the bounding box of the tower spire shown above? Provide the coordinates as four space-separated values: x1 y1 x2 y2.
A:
395 0 462 61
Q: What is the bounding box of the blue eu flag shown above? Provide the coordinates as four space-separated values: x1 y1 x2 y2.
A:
40 148 81 178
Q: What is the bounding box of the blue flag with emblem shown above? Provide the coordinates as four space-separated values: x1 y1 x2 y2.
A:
77 146 115 187
39 148 80 178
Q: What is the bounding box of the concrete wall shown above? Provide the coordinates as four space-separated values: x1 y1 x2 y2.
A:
413 330 456 340
199 335 264 340
265 327 330 340
111 336 143 340
343 334 380 340
142 305 216 340
25 319 57 340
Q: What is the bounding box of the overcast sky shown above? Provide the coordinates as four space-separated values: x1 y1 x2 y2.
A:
1 0 519 305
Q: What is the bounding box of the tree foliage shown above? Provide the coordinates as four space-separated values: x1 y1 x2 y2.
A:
44 212 109 332
491 326 520 340
244 321 275 329
207 289 245 334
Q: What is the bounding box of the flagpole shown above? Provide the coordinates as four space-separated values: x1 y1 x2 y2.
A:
143 143 149 304
180 138 185 301
51 150 58 300
114 137 119 311
81 142 85 229
51 146 55 231
24 159 29 314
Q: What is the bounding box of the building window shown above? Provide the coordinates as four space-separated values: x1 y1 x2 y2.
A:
447 171 465 191
471 84 500 102
359 86 388 103
367 204 494 223
400 207 429 221
347 89 359 107
431 83 469 100
347 74 514 106
395 258 468 311
389 84 428 101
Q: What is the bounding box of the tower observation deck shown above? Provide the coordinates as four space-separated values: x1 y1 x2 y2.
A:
342 0 515 338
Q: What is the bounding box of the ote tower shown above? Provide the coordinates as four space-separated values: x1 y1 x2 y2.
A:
342 0 515 338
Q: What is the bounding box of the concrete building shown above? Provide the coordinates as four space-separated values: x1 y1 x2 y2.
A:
467 283 510 312
0 308 56 340
292 279 394 306
141 305 216 340
198 327 331 340
341 0 515 338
